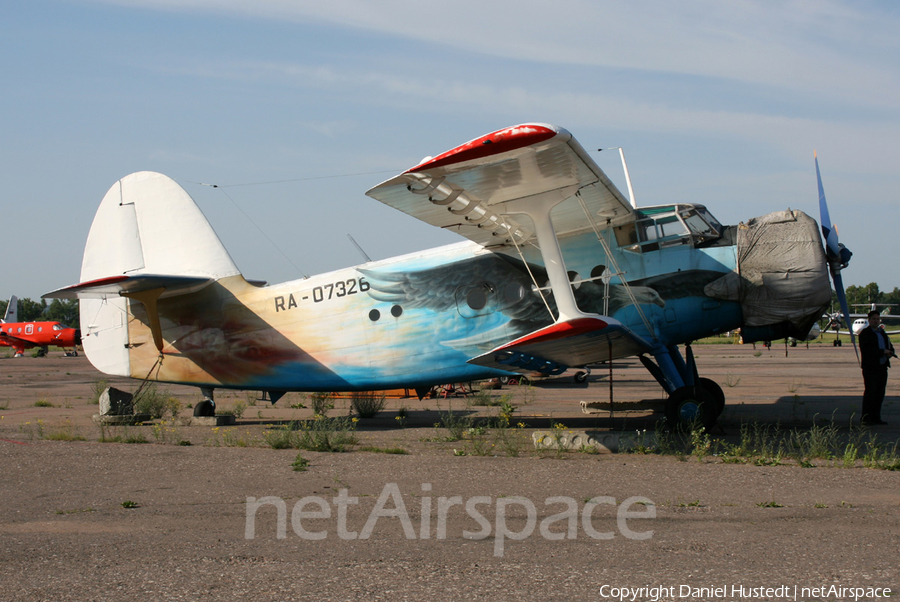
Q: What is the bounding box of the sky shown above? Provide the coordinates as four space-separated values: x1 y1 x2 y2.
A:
3 0 899 303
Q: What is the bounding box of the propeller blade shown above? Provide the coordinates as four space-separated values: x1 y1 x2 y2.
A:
832 269 859 363
816 152 858 363
815 151 840 256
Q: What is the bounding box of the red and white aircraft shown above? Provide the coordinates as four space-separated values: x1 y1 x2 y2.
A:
1 296 81 357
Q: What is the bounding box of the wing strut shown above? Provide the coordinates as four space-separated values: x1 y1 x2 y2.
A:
501 187 583 321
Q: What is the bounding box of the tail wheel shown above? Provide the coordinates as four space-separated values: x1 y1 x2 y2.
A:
697 377 726 417
665 386 716 429
193 399 216 417
573 371 588 384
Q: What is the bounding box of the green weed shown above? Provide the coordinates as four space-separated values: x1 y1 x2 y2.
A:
291 453 309 471
351 392 386 418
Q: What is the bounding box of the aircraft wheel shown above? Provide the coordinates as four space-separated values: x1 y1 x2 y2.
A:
573 371 588 384
193 399 216 417
665 386 716 430
698 377 726 417
499 376 510 385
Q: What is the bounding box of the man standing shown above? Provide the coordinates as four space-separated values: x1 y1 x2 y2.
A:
859 310 895 425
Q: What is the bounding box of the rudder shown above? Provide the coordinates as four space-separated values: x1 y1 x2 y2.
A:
79 172 242 375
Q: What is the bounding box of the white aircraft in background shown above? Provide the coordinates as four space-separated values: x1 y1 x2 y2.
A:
825 303 900 342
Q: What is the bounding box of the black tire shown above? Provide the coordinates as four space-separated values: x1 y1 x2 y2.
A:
193 399 216 417
573 371 588 384
665 386 716 429
697 377 725 417
499 376 510 385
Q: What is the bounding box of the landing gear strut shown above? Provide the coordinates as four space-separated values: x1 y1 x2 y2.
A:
642 343 723 429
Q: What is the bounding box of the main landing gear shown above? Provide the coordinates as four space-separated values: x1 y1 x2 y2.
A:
640 343 725 429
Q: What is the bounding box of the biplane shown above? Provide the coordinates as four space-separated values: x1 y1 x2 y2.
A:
44 124 850 426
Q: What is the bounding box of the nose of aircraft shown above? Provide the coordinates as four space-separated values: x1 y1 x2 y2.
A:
704 209 833 343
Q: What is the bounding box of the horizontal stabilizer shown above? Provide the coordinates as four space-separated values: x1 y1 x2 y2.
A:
467 316 652 374
43 274 213 301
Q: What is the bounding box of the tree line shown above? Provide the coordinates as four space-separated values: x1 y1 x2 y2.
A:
2 282 897 328
832 283 900 312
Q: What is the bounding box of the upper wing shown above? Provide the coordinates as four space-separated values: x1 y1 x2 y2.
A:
366 124 633 247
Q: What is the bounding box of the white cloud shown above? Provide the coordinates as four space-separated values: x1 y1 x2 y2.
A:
92 0 900 108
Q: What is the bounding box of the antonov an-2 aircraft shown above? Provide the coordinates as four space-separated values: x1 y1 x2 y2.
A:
44 124 852 427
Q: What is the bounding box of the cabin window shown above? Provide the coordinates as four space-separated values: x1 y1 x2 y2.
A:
614 223 637 247
503 282 524 304
457 283 496 318
466 288 488 311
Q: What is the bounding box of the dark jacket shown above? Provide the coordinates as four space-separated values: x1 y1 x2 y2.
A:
860 326 894 370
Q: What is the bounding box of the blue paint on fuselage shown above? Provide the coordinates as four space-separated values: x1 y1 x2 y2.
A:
245 224 744 391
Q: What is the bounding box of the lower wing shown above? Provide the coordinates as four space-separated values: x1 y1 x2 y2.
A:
467 316 652 375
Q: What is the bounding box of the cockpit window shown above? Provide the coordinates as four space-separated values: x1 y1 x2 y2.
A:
52 323 64 331
621 204 722 252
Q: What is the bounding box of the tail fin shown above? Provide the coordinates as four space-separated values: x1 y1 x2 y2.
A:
48 172 244 375
81 171 240 282
2 295 17 323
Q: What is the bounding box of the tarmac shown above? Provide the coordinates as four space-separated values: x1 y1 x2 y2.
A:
1 343 898 601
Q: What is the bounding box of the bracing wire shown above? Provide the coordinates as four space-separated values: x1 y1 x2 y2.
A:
509 230 556 321
575 191 658 342
197 184 310 279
